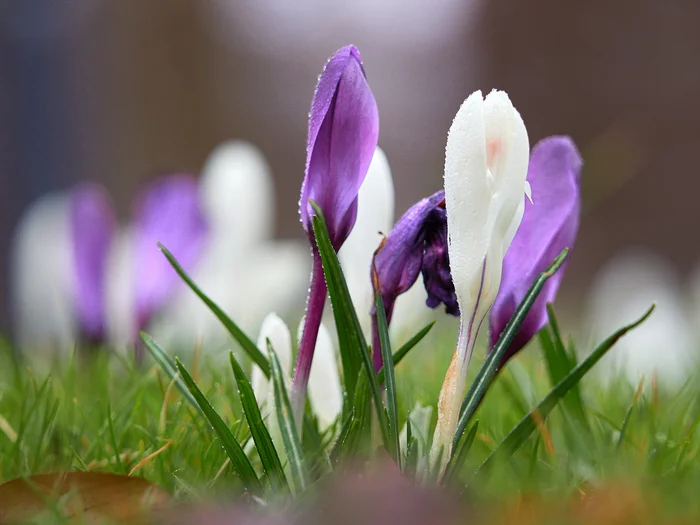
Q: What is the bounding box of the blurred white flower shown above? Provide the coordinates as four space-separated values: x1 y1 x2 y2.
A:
11 192 75 356
339 146 437 346
586 249 696 387
147 141 309 354
251 313 342 434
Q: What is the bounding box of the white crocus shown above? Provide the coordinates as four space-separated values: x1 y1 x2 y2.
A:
11 192 75 357
588 250 695 387
251 313 342 437
431 90 530 469
339 146 437 344
150 141 309 354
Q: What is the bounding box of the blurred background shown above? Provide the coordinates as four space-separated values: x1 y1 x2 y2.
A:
2 0 700 334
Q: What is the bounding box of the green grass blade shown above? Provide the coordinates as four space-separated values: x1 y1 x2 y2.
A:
443 420 479 484
141 331 199 411
451 249 569 458
476 304 655 476
175 358 263 495
158 242 269 377
229 351 289 493
267 340 308 494
330 370 370 464
309 201 389 449
374 290 400 467
377 321 435 384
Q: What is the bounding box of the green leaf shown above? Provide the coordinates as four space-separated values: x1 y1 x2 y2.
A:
451 249 569 461
229 352 288 493
174 358 262 495
443 420 478 484
377 321 435 385
140 332 199 411
476 304 655 477
158 242 269 377
374 290 400 467
330 369 370 465
267 340 308 494
309 201 389 449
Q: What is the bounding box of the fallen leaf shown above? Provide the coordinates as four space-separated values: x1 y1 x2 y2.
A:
0 471 170 523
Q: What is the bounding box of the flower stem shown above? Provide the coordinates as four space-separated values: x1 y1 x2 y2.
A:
291 249 327 428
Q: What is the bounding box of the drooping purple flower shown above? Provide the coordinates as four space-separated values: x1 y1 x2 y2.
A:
292 45 379 425
370 190 456 370
68 183 117 343
489 136 582 365
299 45 379 250
372 190 456 323
132 174 209 331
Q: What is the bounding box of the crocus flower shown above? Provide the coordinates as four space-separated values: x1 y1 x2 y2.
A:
431 90 530 469
292 45 379 424
589 250 695 386
69 184 117 343
12 184 116 355
150 141 308 354
251 313 342 438
371 190 455 369
489 136 582 366
132 174 209 332
106 174 210 349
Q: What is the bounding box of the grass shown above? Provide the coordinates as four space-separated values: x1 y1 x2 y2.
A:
2 320 700 523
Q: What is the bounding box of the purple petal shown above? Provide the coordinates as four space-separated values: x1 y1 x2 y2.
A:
69 183 117 342
299 45 380 250
490 136 582 363
373 190 445 321
132 174 209 330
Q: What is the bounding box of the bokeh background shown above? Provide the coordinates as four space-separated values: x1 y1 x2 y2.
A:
3 0 700 334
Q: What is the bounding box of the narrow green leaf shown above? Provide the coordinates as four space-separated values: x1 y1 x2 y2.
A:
476 304 655 476
158 242 269 377
175 358 263 495
229 352 288 493
443 421 478 484
377 321 435 384
451 249 569 460
141 332 199 411
309 201 389 449
330 369 370 464
374 290 400 467
267 340 308 494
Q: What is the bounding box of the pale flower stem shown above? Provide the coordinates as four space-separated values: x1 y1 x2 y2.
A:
431 318 476 476
291 250 327 428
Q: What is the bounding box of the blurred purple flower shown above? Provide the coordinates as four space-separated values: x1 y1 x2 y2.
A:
370 190 454 370
292 45 379 423
132 174 209 331
68 183 116 343
489 136 582 365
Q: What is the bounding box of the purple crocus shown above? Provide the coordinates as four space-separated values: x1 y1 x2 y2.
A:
132 174 209 333
489 136 582 366
292 45 379 422
68 183 117 344
371 190 455 370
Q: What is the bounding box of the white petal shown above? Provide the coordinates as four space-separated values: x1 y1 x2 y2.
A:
587 250 695 387
252 313 293 405
105 228 137 351
307 322 343 430
11 192 76 356
200 140 274 245
389 274 437 347
339 146 395 337
434 89 529 470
